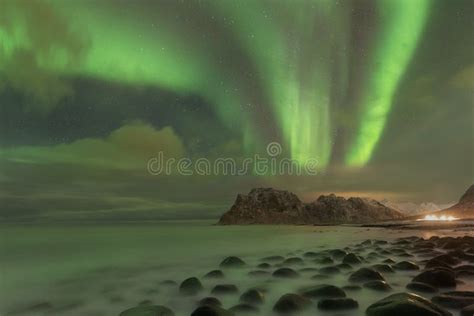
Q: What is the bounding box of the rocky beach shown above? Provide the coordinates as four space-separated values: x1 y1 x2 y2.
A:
1 222 472 316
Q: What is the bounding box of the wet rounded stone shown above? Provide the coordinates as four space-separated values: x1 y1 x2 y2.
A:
303 251 320 258
240 289 265 305
349 267 385 283
394 261 420 271
432 291 474 309
372 264 395 273
364 280 392 292
328 249 348 259
298 267 319 273
272 267 299 278
191 305 234 316
461 304 474 316
229 303 259 313
318 266 340 274
199 297 222 307
138 300 153 306
412 269 457 288
343 253 363 265
273 293 312 313
220 256 246 268
283 257 304 265
300 284 346 298
204 270 225 279
406 282 438 293
211 284 239 295
317 298 358 310
336 263 353 270
366 292 451 316
179 277 203 296
119 305 175 316
426 254 461 267
256 263 271 269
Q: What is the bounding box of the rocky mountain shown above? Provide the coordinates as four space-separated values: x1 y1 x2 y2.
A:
218 188 404 225
433 184 474 219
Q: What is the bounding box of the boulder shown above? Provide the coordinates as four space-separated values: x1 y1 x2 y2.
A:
273 293 312 313
366 292 452 316
349 268 385 283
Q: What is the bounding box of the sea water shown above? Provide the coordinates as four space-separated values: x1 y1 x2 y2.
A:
0 220 472 315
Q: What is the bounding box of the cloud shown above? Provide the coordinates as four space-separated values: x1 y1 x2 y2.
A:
450 64 474 90
2 121 185 169
0 0 89 112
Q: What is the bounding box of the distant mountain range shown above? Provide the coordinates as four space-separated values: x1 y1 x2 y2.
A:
218 188 404 225
218 185 474 225
379 200 454 216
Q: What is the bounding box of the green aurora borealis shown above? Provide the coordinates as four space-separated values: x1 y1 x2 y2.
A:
2 0 431 166
0 0 473 220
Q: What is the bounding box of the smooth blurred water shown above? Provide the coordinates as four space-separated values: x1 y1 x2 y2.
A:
0 221 471 315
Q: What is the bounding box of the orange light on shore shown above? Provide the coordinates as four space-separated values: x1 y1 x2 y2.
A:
417 214 458 221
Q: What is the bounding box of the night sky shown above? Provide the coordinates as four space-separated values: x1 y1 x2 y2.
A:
1 0 473 221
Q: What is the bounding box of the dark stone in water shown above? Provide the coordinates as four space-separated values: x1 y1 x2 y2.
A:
119 305 175 316
412 269 457 288
364 280 392 292
366 292 451 316
427 254 461 267
349 267 385 283
240 289 265 304
211 284 239 295
272 267 299 278
199 297 222 307
432 291 474 309
394 261 420 271
273 293 312 313
204 270 225 279
191 305 234 316
328 249 348 259
461 304 474 316
406 282 438 293
300 284 346 298
317 298 358 310
303 251 320 258
257 263 271 269
372 264 395 273
220 256 246 268
343 253 363 265
179 277 203 296
229 303 259 313
336 263 353 270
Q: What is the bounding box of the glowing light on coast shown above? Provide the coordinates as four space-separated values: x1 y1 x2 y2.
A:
417 215 458 221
